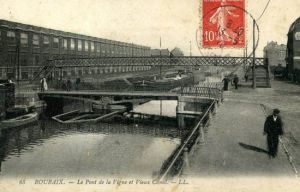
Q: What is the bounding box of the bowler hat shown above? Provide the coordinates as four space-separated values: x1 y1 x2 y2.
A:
273 109 280 114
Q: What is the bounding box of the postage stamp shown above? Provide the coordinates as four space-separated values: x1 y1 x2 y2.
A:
202 0 245 48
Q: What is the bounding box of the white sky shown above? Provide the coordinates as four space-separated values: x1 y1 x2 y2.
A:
0 0 299 57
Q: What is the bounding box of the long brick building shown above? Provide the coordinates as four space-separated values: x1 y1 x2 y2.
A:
0 20 151 80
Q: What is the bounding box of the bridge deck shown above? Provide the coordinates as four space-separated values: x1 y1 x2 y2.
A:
38 90 180 98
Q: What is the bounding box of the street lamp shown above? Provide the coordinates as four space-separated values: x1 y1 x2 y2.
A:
252 19 256 89
15 30 21 85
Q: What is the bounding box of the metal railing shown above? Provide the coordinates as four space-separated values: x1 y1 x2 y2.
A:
180 86 223 99
158 98 219 181
48 56 266 67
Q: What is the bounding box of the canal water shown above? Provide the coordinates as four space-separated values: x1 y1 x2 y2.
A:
0 101 186 178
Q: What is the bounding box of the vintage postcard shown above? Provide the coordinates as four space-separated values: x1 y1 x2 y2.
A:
0 0 300 192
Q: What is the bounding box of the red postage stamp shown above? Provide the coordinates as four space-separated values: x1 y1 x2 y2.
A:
202 0 245 48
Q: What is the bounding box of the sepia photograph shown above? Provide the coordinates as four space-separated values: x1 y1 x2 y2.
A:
0 0 299 191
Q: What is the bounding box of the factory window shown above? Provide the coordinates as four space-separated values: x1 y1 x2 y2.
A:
33 55 40 66
90 42 95 52
101 44 105 54
280 51 285 58
33 34 39 47
7 31 16 46
7 31 15 38
20 33 28 47
70 39 75 50
78 40 82 51
43 36 50 47
85 41 89 52
96 43 101 53
53 37 59 48
6 54 16 67
63 39 68 50
21 56 28 66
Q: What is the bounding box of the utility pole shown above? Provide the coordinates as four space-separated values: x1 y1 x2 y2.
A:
189 40 192 57
159 37 162 79
252 19 256 89
244 43 247 72
16 30 20 85
131 42 134 72
159 37 162 116
189 40 192 73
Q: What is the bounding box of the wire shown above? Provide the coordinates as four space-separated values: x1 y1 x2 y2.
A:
256 0 271 22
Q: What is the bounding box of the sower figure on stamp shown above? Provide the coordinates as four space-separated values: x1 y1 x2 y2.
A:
263 109 283 158
209 0 239 46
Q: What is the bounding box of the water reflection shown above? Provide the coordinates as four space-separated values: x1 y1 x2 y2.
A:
0 119 182 178
132 100 178 117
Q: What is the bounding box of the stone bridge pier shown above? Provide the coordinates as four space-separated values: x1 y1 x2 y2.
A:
176 96 212 129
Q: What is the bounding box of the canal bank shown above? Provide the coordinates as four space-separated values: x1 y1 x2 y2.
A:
182 80 300 177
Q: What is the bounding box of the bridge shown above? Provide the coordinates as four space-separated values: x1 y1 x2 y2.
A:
38 86 223 102
48 56 265 67
32 56 266 82
38 87 223 123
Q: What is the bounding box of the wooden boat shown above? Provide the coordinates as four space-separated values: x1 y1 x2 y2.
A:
92 103 127 112
0 112 38 130
134 73 193 91
52 109 126 124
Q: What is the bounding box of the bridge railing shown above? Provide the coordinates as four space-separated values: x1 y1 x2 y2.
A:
180 86 223 100
49 56 266 67
158 99 219 181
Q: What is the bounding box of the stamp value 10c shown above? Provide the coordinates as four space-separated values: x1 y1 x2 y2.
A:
202 0 245 48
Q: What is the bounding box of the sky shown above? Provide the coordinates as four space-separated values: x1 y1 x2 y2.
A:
0 0 299 57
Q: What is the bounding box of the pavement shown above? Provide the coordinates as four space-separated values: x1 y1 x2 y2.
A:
182 79 300 177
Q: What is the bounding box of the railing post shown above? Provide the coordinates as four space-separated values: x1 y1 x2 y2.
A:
207 109 212 126
183 147 189 169
219 90 224 103
198 123 205 144
213 100 217 115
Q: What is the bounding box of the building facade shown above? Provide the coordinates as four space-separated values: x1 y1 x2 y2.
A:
263 41 286 67
0 20 151 80
150 49 170 57
170 47 184 57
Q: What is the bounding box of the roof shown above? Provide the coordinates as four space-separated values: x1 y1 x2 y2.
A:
288 17 300 34
0 19 150 49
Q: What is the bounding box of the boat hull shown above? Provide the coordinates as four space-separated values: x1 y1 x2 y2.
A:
0 112 38 130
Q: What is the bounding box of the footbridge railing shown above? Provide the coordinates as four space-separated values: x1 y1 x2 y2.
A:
48 56 266 67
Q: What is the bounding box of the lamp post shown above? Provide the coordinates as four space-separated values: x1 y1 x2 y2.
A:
15 30 21 85
252 19 256 89
159 37 162 79
189 40 192 57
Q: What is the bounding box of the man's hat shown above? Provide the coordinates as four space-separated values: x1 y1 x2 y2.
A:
273 108 280 115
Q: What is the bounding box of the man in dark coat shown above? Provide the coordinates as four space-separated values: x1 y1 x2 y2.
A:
233 75 239 89
222 76 229 91
263 109 283 158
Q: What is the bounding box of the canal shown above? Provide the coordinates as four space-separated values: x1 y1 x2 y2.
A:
0 100 193 178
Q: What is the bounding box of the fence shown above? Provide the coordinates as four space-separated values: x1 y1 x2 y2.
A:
180 86 223 100
50 56 266 67
158 98 219 181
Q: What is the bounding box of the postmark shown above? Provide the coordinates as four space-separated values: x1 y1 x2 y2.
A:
201 0 245 48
